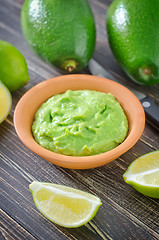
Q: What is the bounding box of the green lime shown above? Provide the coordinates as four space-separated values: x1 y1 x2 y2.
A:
0 81 12 123
123 151 159 198
0 40 29 91
29 181 102 228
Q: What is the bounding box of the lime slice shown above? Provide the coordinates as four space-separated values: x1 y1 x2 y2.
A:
29 181 102 228
0 40 29 92
123 150 159 198
0 81 12 123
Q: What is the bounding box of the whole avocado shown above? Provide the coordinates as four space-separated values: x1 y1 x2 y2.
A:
21 0 96 73
106 0 159 86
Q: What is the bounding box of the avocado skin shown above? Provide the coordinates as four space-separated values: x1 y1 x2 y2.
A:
21 0 96 73
106 0 159 86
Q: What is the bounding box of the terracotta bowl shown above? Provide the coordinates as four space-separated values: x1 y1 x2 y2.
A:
14 74 145 169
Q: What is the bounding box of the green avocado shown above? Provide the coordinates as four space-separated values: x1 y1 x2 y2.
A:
106 0 159 86
21 0 96 73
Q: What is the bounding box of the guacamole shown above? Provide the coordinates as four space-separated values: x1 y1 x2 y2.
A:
32 90 128 156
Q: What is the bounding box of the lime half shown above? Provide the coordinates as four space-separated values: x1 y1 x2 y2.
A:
0 81 12 123
123 151 159 198
29 181 102 228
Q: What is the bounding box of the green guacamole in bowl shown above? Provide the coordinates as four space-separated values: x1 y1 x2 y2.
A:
32 90 128 156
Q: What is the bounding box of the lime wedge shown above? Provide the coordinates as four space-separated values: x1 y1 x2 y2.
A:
0 81 12 123
29 181 102 228
123 150 159 198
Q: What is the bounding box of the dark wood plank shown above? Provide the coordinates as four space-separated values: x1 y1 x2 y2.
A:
0 209 36 240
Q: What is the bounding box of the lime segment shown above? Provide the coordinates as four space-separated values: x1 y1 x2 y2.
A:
0 81 12 123
29 181 102 228
123 151 159 198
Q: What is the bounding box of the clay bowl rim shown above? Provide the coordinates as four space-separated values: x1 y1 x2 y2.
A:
14 74 145 169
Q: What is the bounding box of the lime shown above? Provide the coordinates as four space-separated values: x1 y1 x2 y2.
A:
0 81 12 124
29 181 102 228
0 40 29 91
123 151 159 198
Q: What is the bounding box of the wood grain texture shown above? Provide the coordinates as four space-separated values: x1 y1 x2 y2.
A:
0 0 159 239
0 209 37 240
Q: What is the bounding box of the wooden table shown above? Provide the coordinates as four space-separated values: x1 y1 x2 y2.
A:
1 0 159 239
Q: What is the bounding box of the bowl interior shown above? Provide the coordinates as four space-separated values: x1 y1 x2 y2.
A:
14 74 145 169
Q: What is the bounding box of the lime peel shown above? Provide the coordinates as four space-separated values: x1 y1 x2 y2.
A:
29 181 102 228
123 151 159 198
